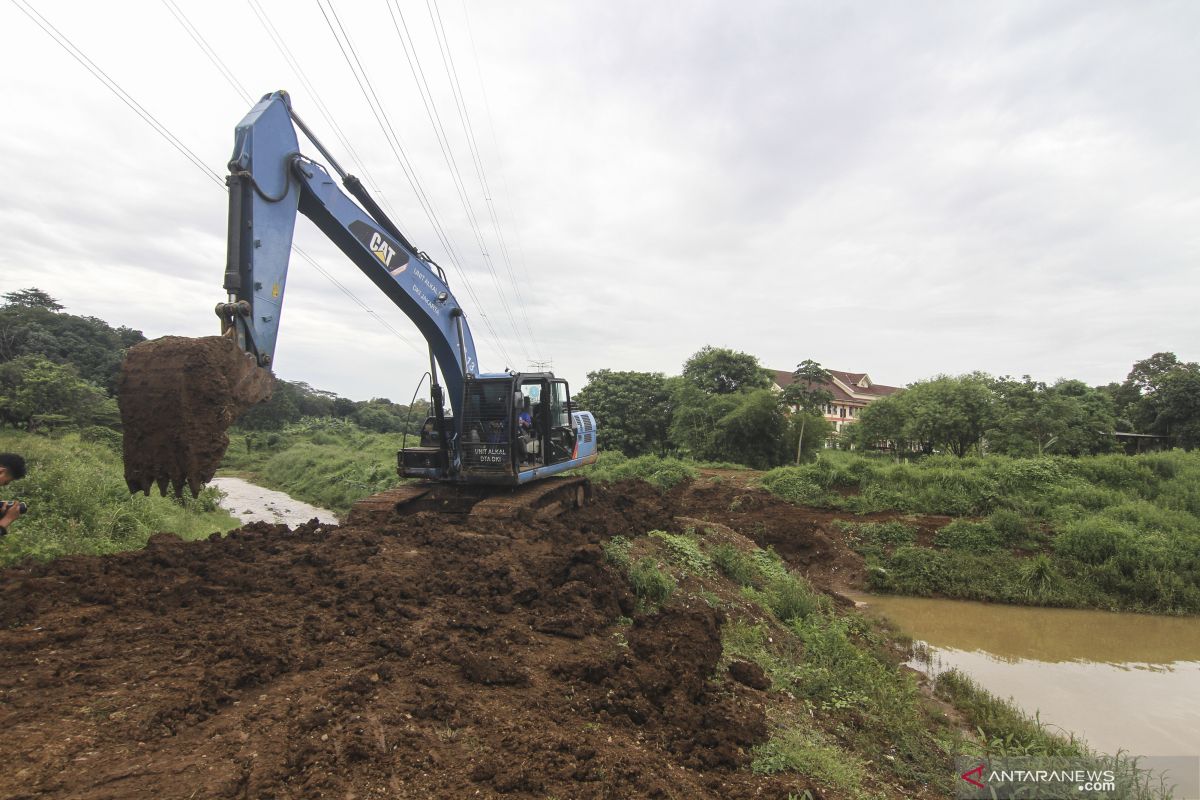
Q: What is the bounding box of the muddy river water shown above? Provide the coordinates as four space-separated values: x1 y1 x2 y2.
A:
850 593 1200 759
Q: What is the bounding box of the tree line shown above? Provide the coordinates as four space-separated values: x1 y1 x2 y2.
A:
4 286 1196 460
574 346 832 469
576 346 1200 465
0 288 428 436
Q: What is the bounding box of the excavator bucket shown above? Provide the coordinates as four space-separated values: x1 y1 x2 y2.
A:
119 335 274 498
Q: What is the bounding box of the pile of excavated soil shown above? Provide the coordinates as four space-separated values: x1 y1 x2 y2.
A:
0 480 875 799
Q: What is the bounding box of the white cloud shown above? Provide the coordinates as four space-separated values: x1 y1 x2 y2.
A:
1 0 1197 401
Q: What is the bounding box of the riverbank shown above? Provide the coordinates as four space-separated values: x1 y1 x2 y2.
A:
0 477 1173 799
755 450 1200 615
851 592 1200 760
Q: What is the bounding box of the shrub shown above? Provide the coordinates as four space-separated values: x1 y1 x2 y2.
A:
986 509 1030 546
583 453 698 491
762 575 821 621
602 535 632 571
1054 517 1135 565
933 519 998 551
751 726 868 795
0 431 239 564
759 467 835 507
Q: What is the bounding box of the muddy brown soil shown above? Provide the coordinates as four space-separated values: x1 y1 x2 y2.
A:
119 336 273 498
0 479 885 800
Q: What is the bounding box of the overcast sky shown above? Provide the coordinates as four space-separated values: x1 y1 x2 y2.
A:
2 0 1197 400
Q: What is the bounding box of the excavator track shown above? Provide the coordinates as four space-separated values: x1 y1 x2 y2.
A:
347 476 591 526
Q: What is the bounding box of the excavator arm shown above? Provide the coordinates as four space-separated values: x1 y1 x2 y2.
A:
221 90 480 411
121 91 479 496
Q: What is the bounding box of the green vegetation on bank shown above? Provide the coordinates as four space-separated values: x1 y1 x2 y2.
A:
219 418 414 515
606 522 1170 799
760 450 1200 614
0 430 238 566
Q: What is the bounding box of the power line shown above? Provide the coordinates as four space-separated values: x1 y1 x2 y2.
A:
160 0 253 105
427 0 541 359
313 0 518 369
385 0 531 365
12 0 423 356
458 0 545 360
246 0 400 217
11 0 224 189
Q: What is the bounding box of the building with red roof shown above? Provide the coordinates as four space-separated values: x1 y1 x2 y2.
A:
771 368 903 435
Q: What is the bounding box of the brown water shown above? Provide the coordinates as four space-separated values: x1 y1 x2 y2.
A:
850 593 1200 758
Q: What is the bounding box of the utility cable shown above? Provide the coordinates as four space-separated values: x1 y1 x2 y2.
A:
384 0 529 365
12 0 423 356
426 0 540 360
159 0 254 105
10 0 224 189
314 0 516 369
246 0 399 217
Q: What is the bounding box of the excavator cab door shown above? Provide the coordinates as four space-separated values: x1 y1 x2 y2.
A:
546 380 577 464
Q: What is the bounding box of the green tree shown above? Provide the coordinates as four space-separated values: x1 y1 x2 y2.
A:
784 411 834 461
847 393 910 453
988 377 1116 456
574 370 672 457
0 302 144 394
237 382 302 430
897 374 995 457
667 380 740 461
0 355 115 430
680 346 772 395
1143 366 1200 449
1117 353 1200 443
715 389 789 468
2 287 64 311
780 359 834 463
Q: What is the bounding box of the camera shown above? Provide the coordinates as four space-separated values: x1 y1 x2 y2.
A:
1 500 27 515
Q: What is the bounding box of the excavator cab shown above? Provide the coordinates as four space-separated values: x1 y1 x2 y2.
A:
400 373 594 485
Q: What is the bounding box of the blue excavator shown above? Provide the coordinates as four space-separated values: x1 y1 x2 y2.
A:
120 91 598 519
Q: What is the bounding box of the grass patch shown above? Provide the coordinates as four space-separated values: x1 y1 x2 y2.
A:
772 451 1200 614
752 724 873 798
577 451 698 491
221 419 409 515
648 529 712 575
0 430 239 564
628 556 675 607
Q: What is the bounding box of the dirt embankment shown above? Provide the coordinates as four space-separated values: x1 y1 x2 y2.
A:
0 479 882 800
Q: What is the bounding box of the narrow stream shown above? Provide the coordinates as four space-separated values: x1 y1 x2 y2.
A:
850 593 1200 760
210 476 339 527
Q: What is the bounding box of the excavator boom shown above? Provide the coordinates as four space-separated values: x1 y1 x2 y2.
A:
119 91 597 505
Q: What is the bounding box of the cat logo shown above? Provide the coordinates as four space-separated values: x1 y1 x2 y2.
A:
369 231 397 269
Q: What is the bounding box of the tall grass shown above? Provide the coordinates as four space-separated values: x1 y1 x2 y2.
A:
221 418 411 514
0 430 239 565
576 450 698 491
762 450 1200 614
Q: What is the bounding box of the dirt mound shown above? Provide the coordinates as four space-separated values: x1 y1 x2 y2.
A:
0 481 839 800
682 478 866 589
119 336 273 498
